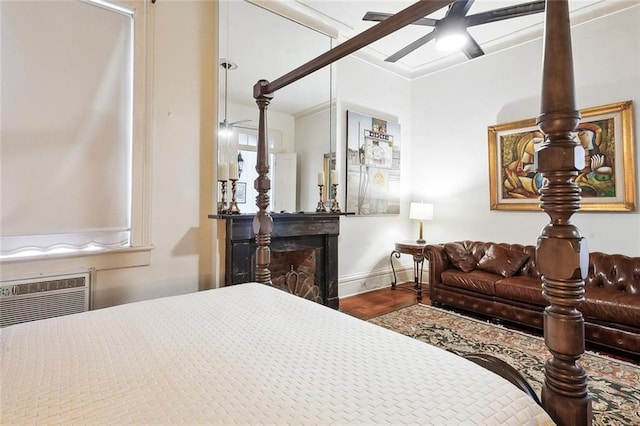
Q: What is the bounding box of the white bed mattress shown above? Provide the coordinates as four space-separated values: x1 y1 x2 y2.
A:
1 283 553 425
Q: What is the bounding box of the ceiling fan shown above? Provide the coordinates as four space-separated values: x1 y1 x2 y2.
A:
363 0 545 62
219 60 251 136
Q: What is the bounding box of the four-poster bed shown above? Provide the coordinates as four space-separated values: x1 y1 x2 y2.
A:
252 1 591 424
1 1 591 424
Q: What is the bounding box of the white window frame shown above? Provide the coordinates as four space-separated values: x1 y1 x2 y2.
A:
0 0 153 275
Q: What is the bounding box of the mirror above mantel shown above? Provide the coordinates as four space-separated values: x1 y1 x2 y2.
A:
218 0 337 214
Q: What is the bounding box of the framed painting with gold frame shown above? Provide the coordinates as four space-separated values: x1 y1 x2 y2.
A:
488 100 636 212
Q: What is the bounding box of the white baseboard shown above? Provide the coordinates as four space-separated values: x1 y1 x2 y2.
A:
339 266 413 297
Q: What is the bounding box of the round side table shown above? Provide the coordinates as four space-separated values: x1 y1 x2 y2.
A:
389 240 428 299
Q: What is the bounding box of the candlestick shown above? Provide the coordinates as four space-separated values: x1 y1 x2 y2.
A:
228 179 240 214
330 183 341 213
217 179 228 214
316 185 327 212
317 171 325 186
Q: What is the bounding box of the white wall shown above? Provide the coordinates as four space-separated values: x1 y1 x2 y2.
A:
409 8 640 257
335 56 415 296
332 8 640 299
94 1 218 307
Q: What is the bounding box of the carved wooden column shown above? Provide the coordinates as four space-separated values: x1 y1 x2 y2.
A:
253 79 274 285
536 1 592 424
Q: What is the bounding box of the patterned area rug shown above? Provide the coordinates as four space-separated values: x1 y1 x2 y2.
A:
368 304 639 426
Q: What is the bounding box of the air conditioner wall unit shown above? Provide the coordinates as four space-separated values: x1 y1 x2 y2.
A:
0 270 91 328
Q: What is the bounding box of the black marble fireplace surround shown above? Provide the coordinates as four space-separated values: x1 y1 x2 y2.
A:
211 213 341 309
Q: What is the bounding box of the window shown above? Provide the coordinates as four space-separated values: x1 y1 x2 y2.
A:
0 0 151 263
234 129 280 214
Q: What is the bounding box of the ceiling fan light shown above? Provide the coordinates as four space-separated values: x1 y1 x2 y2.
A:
218 122 233 137
435 33 467 51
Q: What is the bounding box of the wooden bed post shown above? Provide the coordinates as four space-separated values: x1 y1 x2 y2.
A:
536 1 592 424
253 79 274 285
249 1 592 422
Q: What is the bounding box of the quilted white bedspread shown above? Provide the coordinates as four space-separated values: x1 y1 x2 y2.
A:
1 283 553 425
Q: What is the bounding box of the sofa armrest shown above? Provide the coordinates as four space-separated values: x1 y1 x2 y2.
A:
424 244 449 287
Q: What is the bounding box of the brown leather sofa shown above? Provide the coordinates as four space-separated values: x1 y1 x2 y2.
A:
425 241 640 356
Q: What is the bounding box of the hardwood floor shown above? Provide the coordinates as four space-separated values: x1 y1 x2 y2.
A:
339 283 426 320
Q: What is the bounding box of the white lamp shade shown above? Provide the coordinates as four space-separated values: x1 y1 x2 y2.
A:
409 202 434 221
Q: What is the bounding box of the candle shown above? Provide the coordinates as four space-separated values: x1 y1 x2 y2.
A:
229 161 238 180
330 170 338 185
317 171 325 186
219 163 229 181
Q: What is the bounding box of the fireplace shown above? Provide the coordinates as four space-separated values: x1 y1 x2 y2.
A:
271 248 322 303
212 213 341 309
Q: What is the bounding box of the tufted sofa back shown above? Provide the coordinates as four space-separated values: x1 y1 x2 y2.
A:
457 241 639 293
585 252 640 294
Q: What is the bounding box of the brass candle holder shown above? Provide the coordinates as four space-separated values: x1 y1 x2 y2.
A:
316 184 327 212
217 180 228 214
228 179 241 214
330 184 341 213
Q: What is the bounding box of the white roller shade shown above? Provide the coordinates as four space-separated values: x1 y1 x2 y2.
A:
1 1 134 258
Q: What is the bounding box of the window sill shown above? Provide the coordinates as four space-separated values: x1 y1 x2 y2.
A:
0 246 153 278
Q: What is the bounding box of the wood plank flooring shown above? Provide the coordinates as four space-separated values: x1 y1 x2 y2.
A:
339 283 427 320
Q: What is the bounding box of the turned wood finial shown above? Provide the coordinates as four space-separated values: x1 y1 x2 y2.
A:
536 1 592 424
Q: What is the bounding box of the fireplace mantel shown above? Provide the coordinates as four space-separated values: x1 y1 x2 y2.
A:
210 213 342 309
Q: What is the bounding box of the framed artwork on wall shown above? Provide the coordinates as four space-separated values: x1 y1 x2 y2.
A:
236 182 246 204
345 110 401 215
488 100 636 212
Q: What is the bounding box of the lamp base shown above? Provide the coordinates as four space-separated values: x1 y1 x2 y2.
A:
416 238 426 244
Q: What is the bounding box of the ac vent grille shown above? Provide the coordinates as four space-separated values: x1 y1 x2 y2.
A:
0 272 90 328
13 276 86 295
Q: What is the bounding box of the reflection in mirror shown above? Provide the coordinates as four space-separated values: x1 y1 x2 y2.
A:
218 0 335 213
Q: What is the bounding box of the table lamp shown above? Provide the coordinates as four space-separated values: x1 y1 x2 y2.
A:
409 202 433 244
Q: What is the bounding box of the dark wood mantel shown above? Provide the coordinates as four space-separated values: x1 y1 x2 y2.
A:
209 212 342 309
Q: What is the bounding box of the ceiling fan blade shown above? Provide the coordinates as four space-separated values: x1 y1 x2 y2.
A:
445 0 475 18
385 30 436 63
362 11 392 22
230 119 251 127
363 11 438 27
466 0 545 27
460 31 484 59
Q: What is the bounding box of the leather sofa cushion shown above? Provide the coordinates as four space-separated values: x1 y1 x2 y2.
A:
580 286 640 328
442 269 498 296
455 241 539 278
444 242 477 272
495 276 546 306
477 244 529 278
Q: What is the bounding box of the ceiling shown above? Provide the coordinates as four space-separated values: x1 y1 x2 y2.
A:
291 0 633 79
221 0 635 117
